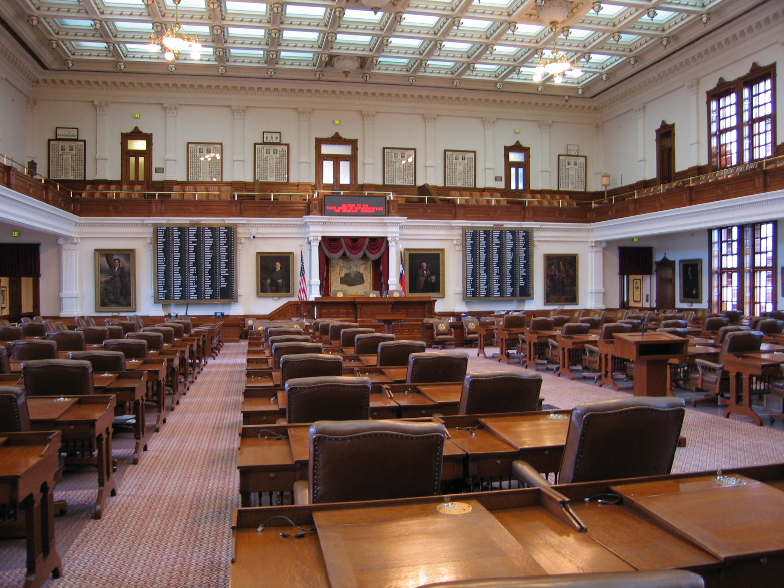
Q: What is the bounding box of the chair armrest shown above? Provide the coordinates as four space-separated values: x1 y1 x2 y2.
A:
695 359 722 370
292 480 310 505
511 460 553 489
584 344 599 353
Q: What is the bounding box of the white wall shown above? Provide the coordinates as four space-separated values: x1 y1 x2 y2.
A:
0 79 29 166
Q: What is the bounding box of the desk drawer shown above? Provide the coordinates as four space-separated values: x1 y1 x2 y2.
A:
370 407 397 419
242 469 297 494
244 411 284 425
518 447 563 475
470 456 515 479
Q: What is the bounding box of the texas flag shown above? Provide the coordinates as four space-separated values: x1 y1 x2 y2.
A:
399 251 406 295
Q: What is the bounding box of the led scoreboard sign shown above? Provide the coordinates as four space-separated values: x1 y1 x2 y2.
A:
324 194 387 217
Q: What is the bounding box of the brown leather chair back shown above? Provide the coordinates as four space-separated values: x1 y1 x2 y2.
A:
462 316 479 334
127 315 144 330
307 419 446 503
585 310 607 322
713 325 746 345
723 310 743 323
619 319 642 332
128 331 164 351
11 340 58 361
46 330 86 352
0 347 10 374
21 322 47 338
318 321 337 338
407 351 468 384
280 353 343 386
267 335 311 349
720 330 763 357
104 338 148 359
755 319 783 334
105 320 138 334
43 319 61 333
703 316 729 333
0 387 31 432
656 328 688 337
167 319 193 334
659 320 688 329
328 322 359 342
159 322 184 338
502 314 526 329
600 323 632 341
339 328 376 348
417 569 705 588
266 327 304 340
69 350 126 372
76 326 110 344
578 317 601 329
0 326 25 341
22 359 95 396
529 317 554 332
353 333 395 355
377 340 426 367
285 376 371 423
459 371 542 415
105 325 125 339
660 313 686 322
143 326 175 344
271 342 323 369
551 315 570 328
559 397 685 484
561 323 590 336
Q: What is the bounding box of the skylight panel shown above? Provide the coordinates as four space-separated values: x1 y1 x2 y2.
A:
279 51 312 60
227 27 266 38
492 45 517 54
427 60 454 68
103 0 142 4
442 41 472 51
513 24 545 35
459 18 491 30
613 33 639 43
225 1 266 13
343 9 382 22
72 41 108 49
587 53 612 63
126 43 157 52
180 24 210 36
567 28 593 40
229 48 265 57
401 14 439 27
335 34 372 43
476 0 509 5
473 64 498 71
646 9 676 23
282 30 320 41
379 57 409 64
56 19 94 28
594 3 624 17
163 0 205 8
389 37 421 47
285 5 326 18
114 21 155 32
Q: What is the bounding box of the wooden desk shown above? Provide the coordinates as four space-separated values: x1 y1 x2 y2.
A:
126 358 168 431
555 334 599 379
480 413 570 475
374 313 406 334
27 395 117 519
606 333 687 396
722 352 784 426
93 372 149 464
476 323 497 358
315 296 435 323
0 431 63 588
521 330 559 371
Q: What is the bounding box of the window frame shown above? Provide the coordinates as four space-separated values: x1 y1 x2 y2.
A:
504 141 531 194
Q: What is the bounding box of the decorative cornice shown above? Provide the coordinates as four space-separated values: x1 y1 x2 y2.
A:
0 39 38 85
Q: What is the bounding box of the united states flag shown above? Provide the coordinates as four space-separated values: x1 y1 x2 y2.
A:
399 251 406 295
297 252 307 301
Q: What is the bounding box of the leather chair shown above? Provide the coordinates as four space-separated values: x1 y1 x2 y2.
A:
724 309 743 324
43 319 61 333
0 326 24 341
551 315 570 328
267 335 311 350
353 333 395 355
128 331 164 351
660 313 686 322
21 322 47 338
711 325 747 346
284 376 371 423
280 353 343 386
432 318 455 349
22 359 95 396
377 340 426 366
167 319 193 335
46 330 86 352
339 327 376 349
387 289 403 297
584 310 607 323
317 321 338 339
127 315 144 331
547 323 590 370
74 316 96 328
618 319 642 332
76 326 110 344
582 323 632 380
689 330 764 406
703 316 729 334
461 317 480 347
755 318 783 334
104 338 148 359
293 419 447 504
0 386 32 432
502 314 526 329
19 317 34 324
0 347 11 374
105 319 138 334
11 339 58 360
266 327 304 341
105 325 125 339
328 322 359 342
657 327 689 337
659 320 688 329
271 342 323 369
406 351 468 384
524 317 555 364
69 350 126 372
0 319 10 327
417 570 705 588
143 326 175 344
459 371 542 415
363 290 380 297
512 396 685 486
331 289 348 297
159 322 184 338
578 316 601 329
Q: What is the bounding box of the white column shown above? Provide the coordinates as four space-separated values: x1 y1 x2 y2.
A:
163 103 178 180
686 80 701 167
635 104 646 180
387 237 399 291
594 122 606 190
58 237 81 317
298 108 312 184
453 237 467 313
483 117 496 187
362 111 375 185
94 101 110 180
539 120 552 189
588 241 606 309
231 106 246 180
25 98 37 166
424 113 437 185
308 236 321 300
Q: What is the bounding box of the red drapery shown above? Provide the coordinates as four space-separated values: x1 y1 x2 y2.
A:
319 237 388 295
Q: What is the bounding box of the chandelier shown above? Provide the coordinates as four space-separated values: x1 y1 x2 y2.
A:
532 45 582 84
147 0 202 62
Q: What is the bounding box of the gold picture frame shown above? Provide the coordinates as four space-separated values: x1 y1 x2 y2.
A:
405 249 445 298
95 249 136 312
544 254 578 305
257 252 295 297
679 259 702 303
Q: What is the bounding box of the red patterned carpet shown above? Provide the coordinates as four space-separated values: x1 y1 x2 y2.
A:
0 342 782 587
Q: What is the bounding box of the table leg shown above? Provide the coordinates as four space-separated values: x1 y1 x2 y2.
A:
599 351 620 390
724 371 763 426
524 339 539 370
93 426 117 519
477 330 487 358
22 486 61 588
497 333 509 364
132 397 150 464
556 344 574 379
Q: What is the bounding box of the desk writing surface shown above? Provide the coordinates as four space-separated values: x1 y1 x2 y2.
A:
313 500 548 588
380 367 407 382
236 435 295 470
288 426 311 463
447 426 518 457
480 414 569 451
612 476 784 560
27 397 77 420
416 384 462 404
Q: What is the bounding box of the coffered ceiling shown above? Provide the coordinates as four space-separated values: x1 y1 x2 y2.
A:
0 0 758 96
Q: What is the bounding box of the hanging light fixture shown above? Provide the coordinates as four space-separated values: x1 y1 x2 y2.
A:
532 37 582 83
148 0 202 62
359 0 391 15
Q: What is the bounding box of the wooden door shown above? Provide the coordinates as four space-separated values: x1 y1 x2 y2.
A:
316 134 357 192
656 121 675 185
121 127 152 188
655 256 676 309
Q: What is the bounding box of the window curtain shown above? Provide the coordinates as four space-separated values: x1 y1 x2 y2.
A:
0 243 40 277
618 247 653 275
319 237 388 296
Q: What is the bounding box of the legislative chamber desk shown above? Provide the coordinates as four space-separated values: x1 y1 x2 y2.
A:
0 431 62 588
231 463 784 588
600 332 687 396
315 296 434 327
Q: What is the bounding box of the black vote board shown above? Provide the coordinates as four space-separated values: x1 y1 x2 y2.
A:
154 225 237 303
464 229 533 300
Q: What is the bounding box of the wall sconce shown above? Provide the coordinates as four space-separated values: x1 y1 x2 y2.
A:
601 173 611 202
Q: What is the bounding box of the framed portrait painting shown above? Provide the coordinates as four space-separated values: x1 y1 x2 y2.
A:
544 254 578 305
405 249 445 298
257 253 295 297
95 250 136 312
679 259 702 303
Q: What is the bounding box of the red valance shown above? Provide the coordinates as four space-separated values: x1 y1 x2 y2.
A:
318 238 388 296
